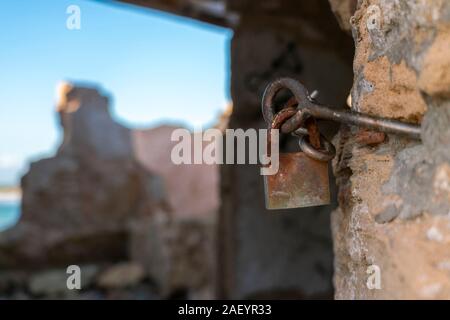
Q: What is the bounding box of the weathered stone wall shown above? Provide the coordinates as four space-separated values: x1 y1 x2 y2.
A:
0 84 159 268
0 83 219 299
332 0 450 299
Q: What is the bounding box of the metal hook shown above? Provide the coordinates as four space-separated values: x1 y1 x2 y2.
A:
262 78 422 140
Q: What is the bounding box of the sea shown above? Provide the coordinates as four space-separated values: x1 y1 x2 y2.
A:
0 194 20 232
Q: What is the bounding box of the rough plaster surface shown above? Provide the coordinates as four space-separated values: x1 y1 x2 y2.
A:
331 0 450 299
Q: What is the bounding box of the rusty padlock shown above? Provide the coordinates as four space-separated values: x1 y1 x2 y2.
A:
262 77 422 209
262 81 333 210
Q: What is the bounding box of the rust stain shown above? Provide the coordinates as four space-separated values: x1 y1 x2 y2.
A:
355 128 386 146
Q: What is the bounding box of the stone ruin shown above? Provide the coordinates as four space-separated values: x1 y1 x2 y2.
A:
0 83 220 299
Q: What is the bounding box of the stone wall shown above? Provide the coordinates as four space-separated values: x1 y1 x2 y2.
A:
0 83 219 299
331 0 450 299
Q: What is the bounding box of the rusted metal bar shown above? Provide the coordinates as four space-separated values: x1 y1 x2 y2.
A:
302 103 421 139
262 78 422 140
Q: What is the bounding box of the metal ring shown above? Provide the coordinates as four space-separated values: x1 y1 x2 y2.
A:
271 107 298 130
299 134 336 162
262 78 310 124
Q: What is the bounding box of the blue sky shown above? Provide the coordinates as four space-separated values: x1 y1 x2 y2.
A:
0 0 232 186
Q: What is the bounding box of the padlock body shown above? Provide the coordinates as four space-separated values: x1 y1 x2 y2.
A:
264 152 330 209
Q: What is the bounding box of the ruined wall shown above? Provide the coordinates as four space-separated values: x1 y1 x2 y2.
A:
0 83 219 299
332 0 450 299
0 84 158 268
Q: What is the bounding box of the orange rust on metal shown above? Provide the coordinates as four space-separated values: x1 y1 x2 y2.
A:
263 90 330 210
355 128 386 146
265 106 298 165
271 106 297 130
284 96 298 109
264 153 330 209
305 118 321 149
